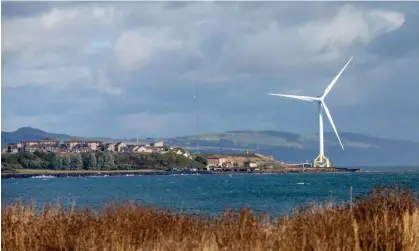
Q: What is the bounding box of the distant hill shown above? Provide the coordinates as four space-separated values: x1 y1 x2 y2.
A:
2 127 419 167
1 127 116 145
1 127 74 145
166 130 419 167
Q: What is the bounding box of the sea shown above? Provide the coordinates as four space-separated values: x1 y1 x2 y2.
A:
2 172 419 216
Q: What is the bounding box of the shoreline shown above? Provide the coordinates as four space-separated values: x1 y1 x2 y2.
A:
1 167 360 179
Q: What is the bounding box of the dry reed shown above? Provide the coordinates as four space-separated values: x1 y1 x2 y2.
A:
2 185 419 251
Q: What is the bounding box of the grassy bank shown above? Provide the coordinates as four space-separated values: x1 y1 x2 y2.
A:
2 186 419 251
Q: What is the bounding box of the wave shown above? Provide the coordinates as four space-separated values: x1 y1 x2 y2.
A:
30 175 57 179
297 182 309 185
169 173 201 176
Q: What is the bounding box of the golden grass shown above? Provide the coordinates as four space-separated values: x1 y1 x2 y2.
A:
2 186 419 251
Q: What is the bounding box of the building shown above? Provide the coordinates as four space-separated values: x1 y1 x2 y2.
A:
57 144 69 153
22 139 59 147
207 155 226 167
73 144 91 153
64 140 103 152
103 143 115 152
133 146 154 153
7 143 22 153
20 140 60 153
115 142 127 152
224 161 233 168
64 140 84 150
126 145 137 153
183 152 192 158
22 139 58 146
44 144 60 153
244 161 258 168
23 143 43 153
85 141 103 151
150 141 164 147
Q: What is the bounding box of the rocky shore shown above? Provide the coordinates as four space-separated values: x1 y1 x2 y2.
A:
1 167 360 179
0 170 211 179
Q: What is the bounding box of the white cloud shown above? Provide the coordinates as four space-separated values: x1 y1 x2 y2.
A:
114 28 183 71
1 3 406 88
2 5 116 53
298 5 404 59
221 4 405 72
1 4 122 94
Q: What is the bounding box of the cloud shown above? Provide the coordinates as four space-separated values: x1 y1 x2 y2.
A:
1 2 418 141
218 4 405 72
121 112 193 138
297 5 404 57
3 66 90 88
114 28 183 71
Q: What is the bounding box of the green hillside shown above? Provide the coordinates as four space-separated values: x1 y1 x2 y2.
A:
1 127 74 145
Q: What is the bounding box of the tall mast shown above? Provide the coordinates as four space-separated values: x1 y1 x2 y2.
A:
195 86 200 154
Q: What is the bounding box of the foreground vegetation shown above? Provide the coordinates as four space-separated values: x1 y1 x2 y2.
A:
2 186 419 250
1 151 206 171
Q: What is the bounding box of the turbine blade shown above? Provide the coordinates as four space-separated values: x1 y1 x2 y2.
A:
322 57 353 99
268 93 317 102
322 102 344 150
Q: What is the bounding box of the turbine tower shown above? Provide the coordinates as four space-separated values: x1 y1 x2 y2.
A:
268 57 353 168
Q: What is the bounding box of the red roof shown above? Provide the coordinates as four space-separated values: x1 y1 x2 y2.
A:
207 155 223 159
22 139 59 143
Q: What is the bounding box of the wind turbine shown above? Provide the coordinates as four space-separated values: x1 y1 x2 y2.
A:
268 57 353 168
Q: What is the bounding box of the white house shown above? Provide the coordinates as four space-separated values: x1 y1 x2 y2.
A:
134 146 154 153
151 141 164 147
175 149 183 155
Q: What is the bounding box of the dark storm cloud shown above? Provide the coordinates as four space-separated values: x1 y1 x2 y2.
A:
1 1 53 19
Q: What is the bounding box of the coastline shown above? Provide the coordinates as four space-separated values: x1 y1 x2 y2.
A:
1 167 360 179
1 169 210 179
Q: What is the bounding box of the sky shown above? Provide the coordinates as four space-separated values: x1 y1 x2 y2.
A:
1 1 419 141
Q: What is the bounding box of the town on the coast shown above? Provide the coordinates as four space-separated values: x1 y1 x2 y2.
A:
2 138 275 171
2 138 360 177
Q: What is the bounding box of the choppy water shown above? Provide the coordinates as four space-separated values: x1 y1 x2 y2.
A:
2 172 419 216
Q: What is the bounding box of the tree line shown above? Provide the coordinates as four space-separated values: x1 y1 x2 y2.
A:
1 151 207 171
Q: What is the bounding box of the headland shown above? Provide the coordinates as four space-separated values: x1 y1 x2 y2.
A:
2 140 360 179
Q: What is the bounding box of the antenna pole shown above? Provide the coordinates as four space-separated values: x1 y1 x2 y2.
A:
195 86 200 154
